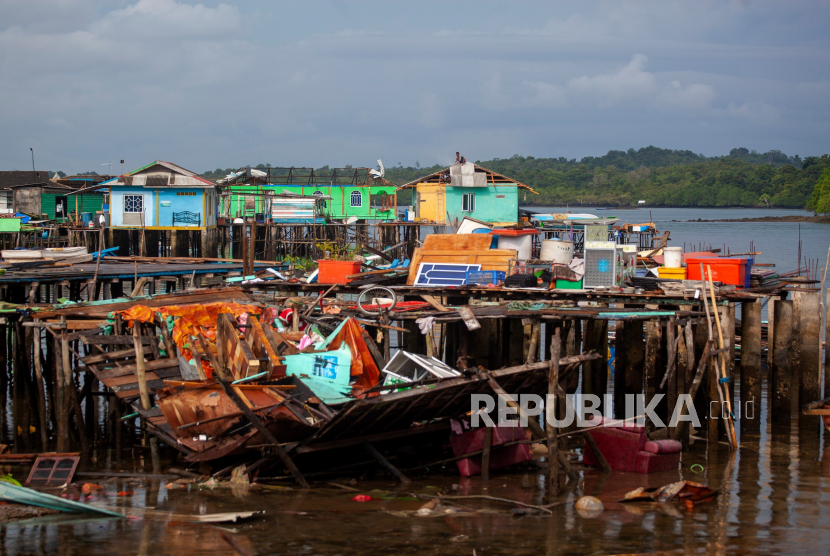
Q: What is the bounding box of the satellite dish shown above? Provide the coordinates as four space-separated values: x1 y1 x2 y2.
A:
369 159 385 179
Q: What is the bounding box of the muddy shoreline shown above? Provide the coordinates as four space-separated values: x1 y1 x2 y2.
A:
685 215 829 223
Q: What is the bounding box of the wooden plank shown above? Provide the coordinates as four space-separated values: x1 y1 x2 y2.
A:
94 357 180 380
80 346 151 365
45 320 107 330
107 367 183 389
82 335 151 346
218 379 309 488
422 234 494 251
248 317 282 376
420 294 450 312
457 306 481 331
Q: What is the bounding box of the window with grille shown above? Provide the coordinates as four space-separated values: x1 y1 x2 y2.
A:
462 193 475 212
124 194 144 213
350 190 362 208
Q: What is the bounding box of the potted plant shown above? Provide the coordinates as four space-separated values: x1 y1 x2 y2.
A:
316 241 361 284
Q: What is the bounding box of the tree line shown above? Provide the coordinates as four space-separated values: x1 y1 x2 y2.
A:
200 147 830 210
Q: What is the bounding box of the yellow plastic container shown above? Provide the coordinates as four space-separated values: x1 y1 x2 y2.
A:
658 266 687 280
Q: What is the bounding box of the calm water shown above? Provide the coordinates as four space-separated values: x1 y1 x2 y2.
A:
528 206 830 272
2 404 829 555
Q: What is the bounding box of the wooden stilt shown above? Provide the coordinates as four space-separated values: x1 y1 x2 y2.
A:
32 323 48 450
771 300 793 423
547 328 561 497
363 441 410 484
741 300 762 434
481 427 493 482
798 292 821 405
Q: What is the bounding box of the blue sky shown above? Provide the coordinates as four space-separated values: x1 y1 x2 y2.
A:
1 0 828 174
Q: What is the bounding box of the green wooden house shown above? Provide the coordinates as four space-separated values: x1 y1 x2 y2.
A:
11 182 104 221
217 166 398 221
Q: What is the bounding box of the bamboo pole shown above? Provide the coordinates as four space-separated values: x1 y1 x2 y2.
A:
132 321 152 411
704 265 737 450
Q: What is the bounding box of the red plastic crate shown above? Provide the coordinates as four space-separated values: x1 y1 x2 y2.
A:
686 257 747 288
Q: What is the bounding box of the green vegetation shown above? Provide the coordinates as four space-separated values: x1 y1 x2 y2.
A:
201 148 830 208
808 168 830 215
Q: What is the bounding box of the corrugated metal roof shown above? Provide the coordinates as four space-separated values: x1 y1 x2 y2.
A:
111 161 215 188
398 164 537 194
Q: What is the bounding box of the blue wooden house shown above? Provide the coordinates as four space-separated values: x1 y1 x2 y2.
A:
105 161 219 230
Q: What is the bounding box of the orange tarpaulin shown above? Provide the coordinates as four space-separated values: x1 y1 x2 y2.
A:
324 318 380 396
118 302 261 375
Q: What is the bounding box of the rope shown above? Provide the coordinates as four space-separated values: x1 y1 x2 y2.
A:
506 301 548 311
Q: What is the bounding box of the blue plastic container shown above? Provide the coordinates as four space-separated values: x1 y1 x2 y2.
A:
465 270 506 285
81 212 93 226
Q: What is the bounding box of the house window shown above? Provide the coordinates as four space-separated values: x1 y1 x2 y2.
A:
0 191 12 214
124 194 144 213
350 190 362 208
462 193 475 212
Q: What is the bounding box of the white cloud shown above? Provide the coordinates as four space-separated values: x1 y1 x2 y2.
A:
567 54 657 108
724 100 781 125
482 55 716 112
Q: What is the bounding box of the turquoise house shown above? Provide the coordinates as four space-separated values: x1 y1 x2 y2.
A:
398 163 537 226
106 161 218 230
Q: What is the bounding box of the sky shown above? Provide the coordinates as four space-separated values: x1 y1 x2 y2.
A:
1 0 829 175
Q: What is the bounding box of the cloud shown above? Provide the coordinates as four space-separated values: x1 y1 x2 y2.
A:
724 100 781 125
0 0 828 173
568 54 658 108
483 55 716 112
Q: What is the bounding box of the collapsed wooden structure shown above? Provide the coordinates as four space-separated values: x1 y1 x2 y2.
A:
0 243 825 490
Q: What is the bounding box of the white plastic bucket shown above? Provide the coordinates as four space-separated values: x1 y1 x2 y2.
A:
540 239 574 264
663 246 683 268
497 235 533 260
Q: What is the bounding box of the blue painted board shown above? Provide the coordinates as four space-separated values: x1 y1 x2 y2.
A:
414 263 481 286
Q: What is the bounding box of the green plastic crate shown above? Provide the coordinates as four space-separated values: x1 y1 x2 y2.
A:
555 278 583 290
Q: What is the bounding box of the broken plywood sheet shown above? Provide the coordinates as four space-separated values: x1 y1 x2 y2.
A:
422 234 493 251
407 248 518 285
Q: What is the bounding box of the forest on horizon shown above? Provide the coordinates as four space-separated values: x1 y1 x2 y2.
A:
179 146 830 209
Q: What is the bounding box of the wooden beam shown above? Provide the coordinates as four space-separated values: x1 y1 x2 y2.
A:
363 441 410 484
218 379 309 488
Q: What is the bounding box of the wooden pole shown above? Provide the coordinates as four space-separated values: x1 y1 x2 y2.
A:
798 291 821 405
363 441 410 484
825 288 830 399
701 264 738 450
481 427 493 482
218 379 309 488
132 320 152 410
741 300 762 434
32 324 49 450
771 300 793 423
57 316 71 452
547 328 561 497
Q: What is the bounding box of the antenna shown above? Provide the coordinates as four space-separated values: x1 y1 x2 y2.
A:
101 162 112 175
30 148 36 182
120 159 124 175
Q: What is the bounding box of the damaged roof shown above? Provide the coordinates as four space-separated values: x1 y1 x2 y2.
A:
108 161 215 188
398 164 537 193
